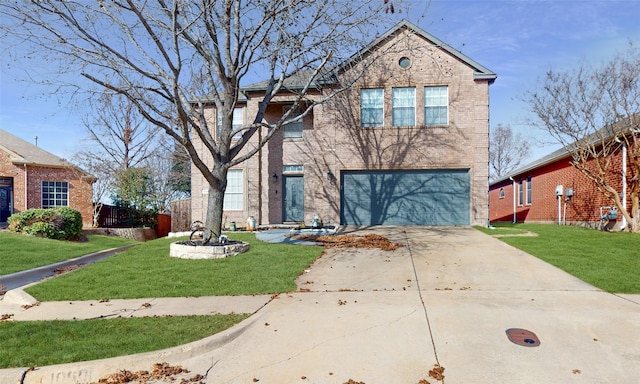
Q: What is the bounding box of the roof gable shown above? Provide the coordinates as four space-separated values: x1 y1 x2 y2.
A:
1 129 76 168
241 19 497 93
336 20 496 82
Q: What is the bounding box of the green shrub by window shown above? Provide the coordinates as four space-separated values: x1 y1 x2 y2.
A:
7 207 83 240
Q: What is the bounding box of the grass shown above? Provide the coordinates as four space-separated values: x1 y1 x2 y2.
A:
477 223 640 293
0 232 139 275
1 233 322 369
26 232 324 301
0 314 249 369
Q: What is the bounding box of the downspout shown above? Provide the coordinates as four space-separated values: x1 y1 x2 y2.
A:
23 164 28 210
621 144 627 230
509 176 516 223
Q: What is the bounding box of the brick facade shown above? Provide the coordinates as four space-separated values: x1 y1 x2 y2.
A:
0 138 94 228
489 146 633 228
191 21 495 227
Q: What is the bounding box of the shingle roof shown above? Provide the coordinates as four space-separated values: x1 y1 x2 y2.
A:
490 114 639 185
237 19 497 94
0 129 94 179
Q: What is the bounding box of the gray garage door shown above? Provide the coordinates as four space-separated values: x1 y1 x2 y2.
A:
340 169 470 226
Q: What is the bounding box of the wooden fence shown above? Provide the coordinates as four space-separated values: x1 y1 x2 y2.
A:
171 198 191 232
97 205 133 228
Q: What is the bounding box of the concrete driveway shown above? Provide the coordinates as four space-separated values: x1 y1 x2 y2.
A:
2 227 639 383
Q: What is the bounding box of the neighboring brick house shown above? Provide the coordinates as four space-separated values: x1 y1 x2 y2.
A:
191 20 497 227
489 143 634 230
0 129 95 227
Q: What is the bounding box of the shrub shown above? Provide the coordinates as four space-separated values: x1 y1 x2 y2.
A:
7 208 83 240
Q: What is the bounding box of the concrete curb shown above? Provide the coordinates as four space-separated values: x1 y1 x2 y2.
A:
0 309 265 384
0 244 137 292
1 288 38 306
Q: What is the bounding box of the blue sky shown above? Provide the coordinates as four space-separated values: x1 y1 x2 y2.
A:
1 0 639 162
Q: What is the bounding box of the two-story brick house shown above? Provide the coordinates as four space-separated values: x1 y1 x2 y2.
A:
0 129 95 227
191 20 497 227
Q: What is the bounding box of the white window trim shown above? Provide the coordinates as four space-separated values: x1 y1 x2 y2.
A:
217 107 244 141
392 87 416 127
360 88 384 127
223 169 244 211
424 86 449 126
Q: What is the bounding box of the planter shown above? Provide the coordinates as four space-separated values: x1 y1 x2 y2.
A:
169 241 249 259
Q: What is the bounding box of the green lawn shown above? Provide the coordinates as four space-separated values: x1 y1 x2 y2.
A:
1 233 323 369
477 223 640 293
0 314 248 368
0 232 139 275
26 232 324 301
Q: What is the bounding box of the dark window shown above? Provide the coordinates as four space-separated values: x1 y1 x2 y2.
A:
42 181 68 208
283 106 304 138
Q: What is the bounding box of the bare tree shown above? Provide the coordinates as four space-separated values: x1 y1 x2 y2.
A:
489 123 531 180
73 93 162 226
526 43 640 232
0 0 403 238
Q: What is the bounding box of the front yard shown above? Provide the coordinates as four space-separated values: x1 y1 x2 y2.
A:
0 232 138 276
0 233 324 368
477 223 640 293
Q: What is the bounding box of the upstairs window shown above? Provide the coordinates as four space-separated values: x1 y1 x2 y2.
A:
283 106 304 139
42 181 68 208
499 188 505 199
360 88 384 127
217 107 244 140
392 87 416 127
424 86 448 126
223 169 243 210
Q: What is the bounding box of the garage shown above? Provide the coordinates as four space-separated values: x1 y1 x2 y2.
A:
340 169 470 226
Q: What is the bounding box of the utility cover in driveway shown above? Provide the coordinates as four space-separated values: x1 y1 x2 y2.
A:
340 169 470 226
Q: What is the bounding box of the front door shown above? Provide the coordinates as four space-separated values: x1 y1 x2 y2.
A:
283 175 304 222
0 187 10 222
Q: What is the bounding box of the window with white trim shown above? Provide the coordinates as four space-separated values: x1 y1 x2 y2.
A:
283 165 304 173
526 176 532 205
424 86 448 126
499 188 505 199
392 87 416 126
223 170 243 210
42 181 68 208
217 107 244 140
360 88 384 127
283 106 303 138
518 179 524 206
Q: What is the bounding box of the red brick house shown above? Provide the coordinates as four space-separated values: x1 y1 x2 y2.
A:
191 20 497 227
0 129 95 227
489 143 634 230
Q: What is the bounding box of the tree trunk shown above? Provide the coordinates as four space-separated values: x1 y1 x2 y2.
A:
205 185 224 240
204 167 228 240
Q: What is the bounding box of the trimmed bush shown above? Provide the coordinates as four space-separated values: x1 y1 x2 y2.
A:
7 208 83 240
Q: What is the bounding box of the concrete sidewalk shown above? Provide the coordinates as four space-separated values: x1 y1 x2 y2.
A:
1 227 639 384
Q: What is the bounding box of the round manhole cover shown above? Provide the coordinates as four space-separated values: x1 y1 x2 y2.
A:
506 328 540 347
